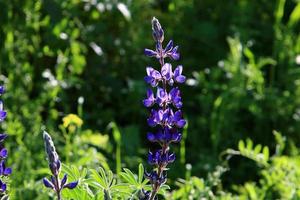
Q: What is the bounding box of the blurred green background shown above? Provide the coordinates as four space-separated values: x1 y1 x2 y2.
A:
1 0 300 199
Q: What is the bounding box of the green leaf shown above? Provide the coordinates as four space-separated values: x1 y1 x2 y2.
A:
263 146 269 161
254 144 262 154
90 169 106 189
238 140 245 151
288 3 300 27
138 164 144 184
123 168 138 184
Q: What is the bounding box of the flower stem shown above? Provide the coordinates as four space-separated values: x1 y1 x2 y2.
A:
55 175 62 200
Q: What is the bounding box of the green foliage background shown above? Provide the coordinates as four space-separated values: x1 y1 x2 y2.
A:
1 0 300 199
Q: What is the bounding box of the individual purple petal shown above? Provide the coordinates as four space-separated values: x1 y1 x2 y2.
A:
169 87 182 108
146 67 154 76
151 69 162 80
143 89 155 107
0 180 6 192
173 110 186 128
0 101 6 122
64 181 78 189
148 151 161 165
161 63 172 81
0 133 7 142
147 109 158 127
164 40 173 52
147 132 156 142
156 87 168 107
145 67 161 87
168 46 180 60
156 109 164 124
171 132 182 143
0 183 6 192
0 160 10 176
61 174 68 187
144 49 158 57
3 167 12 176
0 86 4 95
168 153 176 163
0 148 7 158
174 65 186 83
0 111 6 122
43 178 54 189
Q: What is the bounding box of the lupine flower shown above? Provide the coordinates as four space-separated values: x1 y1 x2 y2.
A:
0 86 11 195
43 131 78 200
0 101 7 122
142 18 186 200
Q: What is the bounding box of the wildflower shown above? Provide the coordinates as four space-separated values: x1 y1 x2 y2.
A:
62 114 83 133
143 18 186 199
42 131 78 200
0 101 7 122
0 86 11 195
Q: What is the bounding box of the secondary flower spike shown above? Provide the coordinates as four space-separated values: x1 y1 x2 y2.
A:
43 131 78 200
0 86 11 195
142 17 186 200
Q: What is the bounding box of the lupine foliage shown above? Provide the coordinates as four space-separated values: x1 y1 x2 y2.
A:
1 0 300 199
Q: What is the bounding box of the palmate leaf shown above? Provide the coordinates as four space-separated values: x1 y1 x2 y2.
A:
120 164 170 198
61 164 94 200
88 167 131 199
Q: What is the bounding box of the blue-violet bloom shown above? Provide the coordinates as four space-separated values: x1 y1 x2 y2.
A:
42 131 78 200
142 17 186 200
0 86 11 195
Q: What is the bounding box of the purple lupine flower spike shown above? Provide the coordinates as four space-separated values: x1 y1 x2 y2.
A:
143 18 186 200
0 86 11 194
43 131 78 200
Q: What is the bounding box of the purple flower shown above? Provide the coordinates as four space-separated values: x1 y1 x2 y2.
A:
156 87 168 107
0 101 7 122
143 89 155 107
144 40 180 62
42 131 78 199
144 49 158 58
172 110 186 128
147 128 182 144
0 87 4 95
161 63 173 82
144 67 161 87
143 18 186 199
0 148 8 159
174 65 186 83
0 180 6 192
63 181 79 189
43 178 54 189
0 160 12 176
0 86 10 194
169 87 182 108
